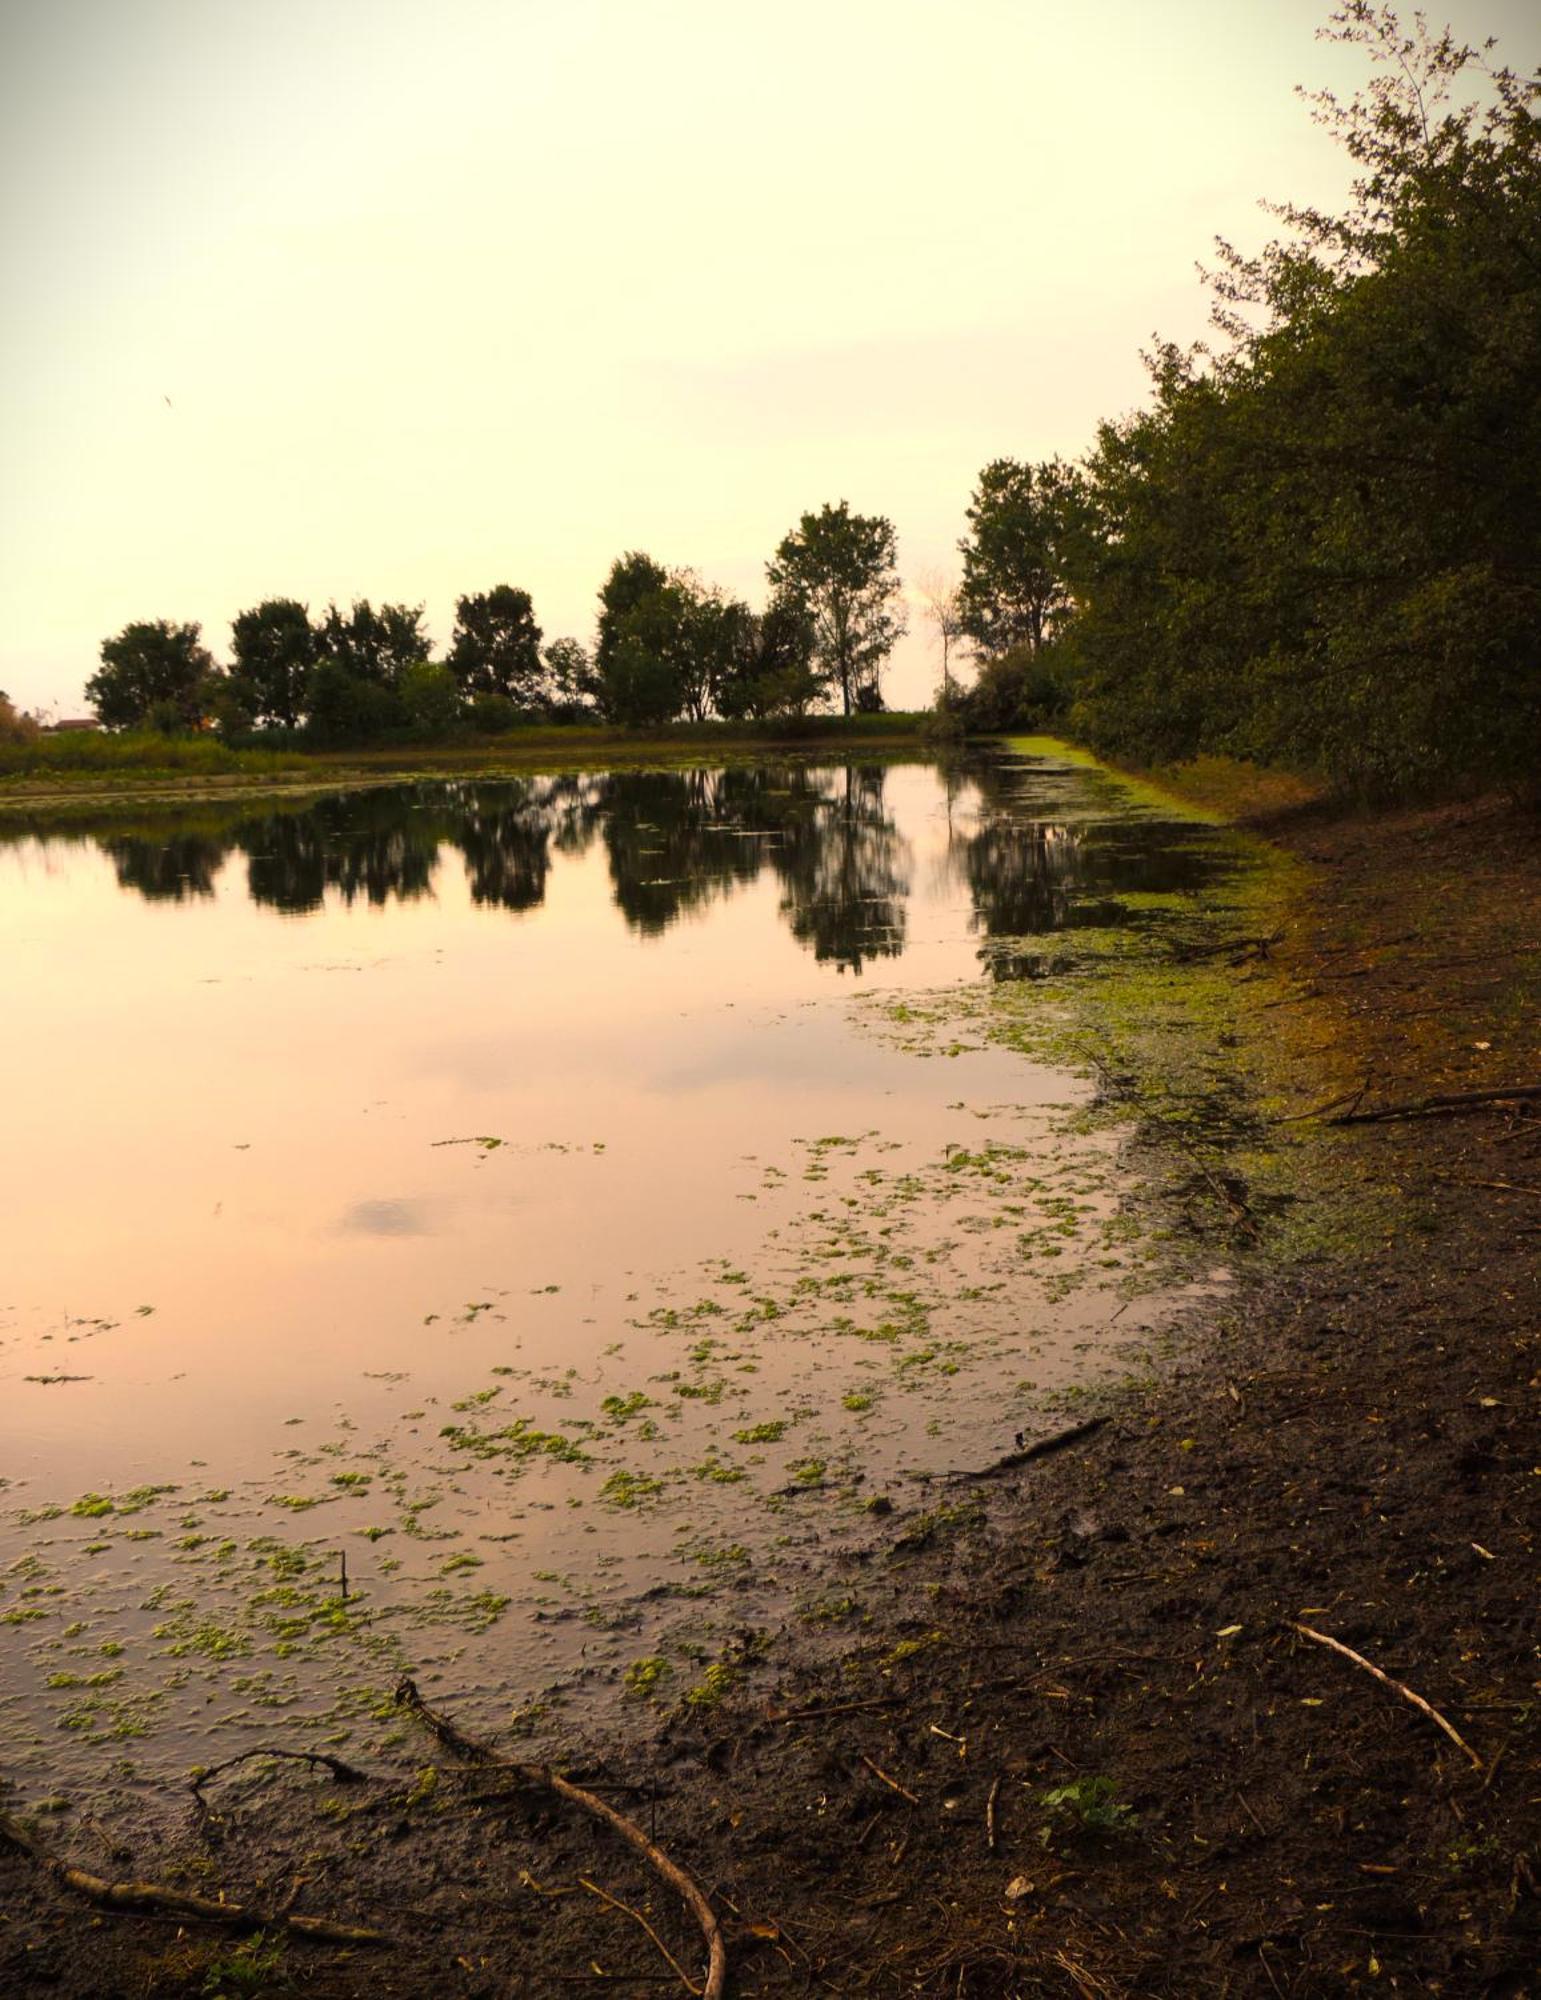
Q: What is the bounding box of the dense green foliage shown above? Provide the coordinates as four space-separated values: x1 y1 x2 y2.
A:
229 599 316 730
449 586 544 704
592 557 825 726
1033 7 1536 796
85 622 217 733
946 7 1538 796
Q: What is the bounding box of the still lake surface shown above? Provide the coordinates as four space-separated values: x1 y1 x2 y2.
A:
0 749 1248 1797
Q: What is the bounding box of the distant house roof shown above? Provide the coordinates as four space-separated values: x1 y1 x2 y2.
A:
48 718 100 732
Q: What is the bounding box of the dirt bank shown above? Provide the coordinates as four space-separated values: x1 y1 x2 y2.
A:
3 787 1536 1998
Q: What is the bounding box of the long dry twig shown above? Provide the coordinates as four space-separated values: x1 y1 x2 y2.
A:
1277 1076 1374 1123
858 1754 919 1805
766 1695 904 1724
1433 1172 1541 1198
191 1746 367 1811
1328 1083 1541 1126
950 1415 1108 1482
580 1875 700 1995
395 1676 726 2000
0 1808 389 1946
1288 1623 1483 1770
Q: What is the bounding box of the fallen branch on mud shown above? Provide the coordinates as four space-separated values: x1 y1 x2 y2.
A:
581 1875 702 1995
1288 1623 1484 1771
766 1696 904 1724
858 1753 920 1805
395 1675 727 2000
1432 1172 1541 1199
1167 928 1284 965
1328 1084 1541 1126
948 1416 1109 1482
1276 1077 1374 1123
0 1807 389 1947
191 1745 368 1814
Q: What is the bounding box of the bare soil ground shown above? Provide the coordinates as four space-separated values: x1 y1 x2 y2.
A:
3 790 1536 1999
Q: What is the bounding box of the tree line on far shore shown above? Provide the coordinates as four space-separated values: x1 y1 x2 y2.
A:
75 502 913 746
45 6 1540 799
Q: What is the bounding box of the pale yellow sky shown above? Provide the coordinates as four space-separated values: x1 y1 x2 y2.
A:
2 0 1534 714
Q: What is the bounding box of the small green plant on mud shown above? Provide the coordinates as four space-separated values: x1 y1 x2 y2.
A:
201 1930 286 1997
684 1660 739 1708
623 1655 672 1699
1041 1776 1138 1834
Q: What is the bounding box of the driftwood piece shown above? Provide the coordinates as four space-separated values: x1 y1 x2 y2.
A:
1288 1623 1483 1770
0 1808 389 1946
950 1416 1108 1482
1328 1084 1541 1126
395 1676 727 2000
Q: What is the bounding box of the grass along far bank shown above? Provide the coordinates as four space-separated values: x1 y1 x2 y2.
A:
0 712 936 814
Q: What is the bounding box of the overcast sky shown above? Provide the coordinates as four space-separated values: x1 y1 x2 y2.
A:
1 0 1534 714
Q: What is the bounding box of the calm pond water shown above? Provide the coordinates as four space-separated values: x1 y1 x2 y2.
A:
0 749 1248 1802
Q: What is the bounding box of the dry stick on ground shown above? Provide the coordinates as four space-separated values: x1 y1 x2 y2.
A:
1168 928 1284 964
1433 1172 1541 1198
395 1676 727 2000
766 1695 904 1725
1328 1083 1541 1126
858 1754 920 1805
580 1876 701 1997
0 1808 389 1947
1277 1076 1375 1124
1288 1623 1484 1771
190 1746 368 1812
951 1415 1108 1482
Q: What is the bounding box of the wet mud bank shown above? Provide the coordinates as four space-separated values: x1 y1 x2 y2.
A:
3 781 1537 1997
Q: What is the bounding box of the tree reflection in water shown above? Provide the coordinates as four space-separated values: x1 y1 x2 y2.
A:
17 754 1236 974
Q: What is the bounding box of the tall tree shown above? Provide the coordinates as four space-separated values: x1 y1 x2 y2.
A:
957 459 1080 659
315 600 430 686
449 586 544 704
230 599 316 729
595 553 671 678
596 573 697 725
767 502 906 717
86 621 216 731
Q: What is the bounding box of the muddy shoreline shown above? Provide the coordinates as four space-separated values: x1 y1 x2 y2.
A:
3 786 1536 1998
